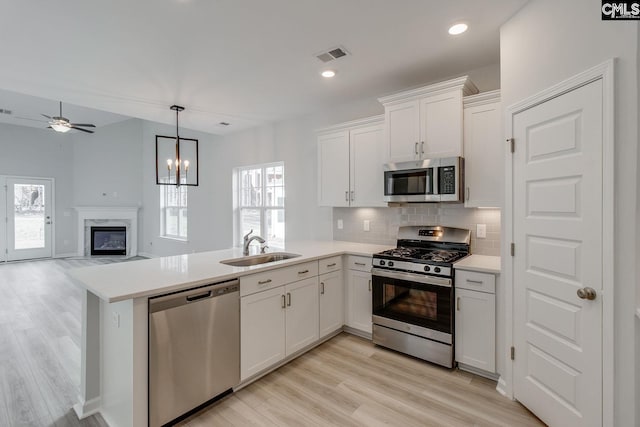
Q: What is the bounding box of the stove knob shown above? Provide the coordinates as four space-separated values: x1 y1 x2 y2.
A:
388 261 394 267
424 266 431 272
379 260 386 266
434 267 441 273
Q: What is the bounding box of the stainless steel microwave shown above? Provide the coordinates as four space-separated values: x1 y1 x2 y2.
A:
383 157 464 203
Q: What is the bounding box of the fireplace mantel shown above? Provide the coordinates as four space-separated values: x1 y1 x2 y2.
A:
75 206 139 257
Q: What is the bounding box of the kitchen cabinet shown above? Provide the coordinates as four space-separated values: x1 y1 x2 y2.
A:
379 76 478 162
317 116 385 207
284 277 320 355
318 256 343 338
345 255 373 337
454 269 497 377
463 90 502 208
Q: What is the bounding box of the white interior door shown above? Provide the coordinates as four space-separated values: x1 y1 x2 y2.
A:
512 80 603 426
5 177 53 261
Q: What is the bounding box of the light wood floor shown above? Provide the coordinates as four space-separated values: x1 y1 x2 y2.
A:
1 257 544 427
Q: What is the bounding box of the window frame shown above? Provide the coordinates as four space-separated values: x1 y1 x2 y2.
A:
159 181 188 241
235 161 285 248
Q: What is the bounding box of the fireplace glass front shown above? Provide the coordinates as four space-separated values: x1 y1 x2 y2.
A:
91 226 126 256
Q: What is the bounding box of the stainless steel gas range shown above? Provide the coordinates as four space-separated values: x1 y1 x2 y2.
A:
371 225 470 368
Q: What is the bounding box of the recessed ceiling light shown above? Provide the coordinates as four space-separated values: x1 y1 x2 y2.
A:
321 70 336 78
448 23 468 35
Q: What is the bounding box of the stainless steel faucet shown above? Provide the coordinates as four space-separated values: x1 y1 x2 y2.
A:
243 229 266 256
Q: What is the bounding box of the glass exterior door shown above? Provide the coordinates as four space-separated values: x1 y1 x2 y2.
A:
5 177 53 261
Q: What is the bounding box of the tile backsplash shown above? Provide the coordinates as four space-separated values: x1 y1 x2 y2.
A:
333 204 501 256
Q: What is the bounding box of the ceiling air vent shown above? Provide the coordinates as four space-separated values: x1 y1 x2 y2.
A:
0 108 12 115
315 46 349 63
219 122 230 126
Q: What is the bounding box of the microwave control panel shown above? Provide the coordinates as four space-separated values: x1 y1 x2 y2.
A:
439 166 456 194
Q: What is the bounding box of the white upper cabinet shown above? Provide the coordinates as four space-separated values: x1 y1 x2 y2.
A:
317 116 385 207
379 76 478 162
463 90 502 208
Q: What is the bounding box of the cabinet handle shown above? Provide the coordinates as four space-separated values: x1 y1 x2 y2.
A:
298 269 309 275
281 295 286 309
345 191 349 202
287 292 292 307
457 297 461 311
466 187 470 202
258 279 272 285
421 141 424 154
466 279 484 284
350 190 354 202
414 142 419 155
320 282 325 295
326 263 336 267
354 262 366 266
368 279 372 292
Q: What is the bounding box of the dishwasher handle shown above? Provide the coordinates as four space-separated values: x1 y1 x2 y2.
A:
149 278 239 313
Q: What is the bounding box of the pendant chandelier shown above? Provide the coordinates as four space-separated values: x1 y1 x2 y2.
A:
155 105 199 186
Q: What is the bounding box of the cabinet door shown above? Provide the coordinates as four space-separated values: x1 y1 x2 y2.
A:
319 271 344 338
317 131 350 206
464 99 502 207
455 288 496 373
350 123 385 207
241 286 286 380
347 270 372 334
385 99 420 162
285 277 319 356
420 90 464 158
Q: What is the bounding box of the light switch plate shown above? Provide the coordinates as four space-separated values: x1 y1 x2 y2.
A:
363 220 370 232
337 219 343 230
477 224 487 239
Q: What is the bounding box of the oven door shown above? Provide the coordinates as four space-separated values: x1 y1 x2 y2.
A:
371 268 453 339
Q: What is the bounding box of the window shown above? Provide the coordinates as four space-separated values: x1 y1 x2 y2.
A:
160 182 188 240
237 162 284 248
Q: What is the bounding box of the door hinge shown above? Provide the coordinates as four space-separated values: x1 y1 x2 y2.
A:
507 138 514 153
510 346 515 360
510 243 515 256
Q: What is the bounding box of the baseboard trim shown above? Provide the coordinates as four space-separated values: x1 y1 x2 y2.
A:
54 252 77 259
496 376 509 398
138 251 159 258
73 395 101 419
458 362 499 381
343 325 372 340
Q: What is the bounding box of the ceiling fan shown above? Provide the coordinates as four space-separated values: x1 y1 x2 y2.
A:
42 101 96 133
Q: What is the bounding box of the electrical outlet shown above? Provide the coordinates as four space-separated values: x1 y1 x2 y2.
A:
363 220 370 232
477 224 487 239
337 219 343 230
112 312 120 328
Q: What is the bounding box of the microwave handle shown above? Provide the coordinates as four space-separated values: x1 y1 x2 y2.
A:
432 166 439 195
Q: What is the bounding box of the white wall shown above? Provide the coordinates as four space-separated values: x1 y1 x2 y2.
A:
500 1 638 424
0 123 76 256
72 119 143 207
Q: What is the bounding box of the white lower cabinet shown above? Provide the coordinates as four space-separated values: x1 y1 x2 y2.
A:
454 270 496 376
319 270 344 338
346 256 373 336
241 277 319 381
284 277 320 355
240 286 286 380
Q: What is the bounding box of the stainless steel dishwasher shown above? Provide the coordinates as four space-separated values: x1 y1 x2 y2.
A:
149 278 240 427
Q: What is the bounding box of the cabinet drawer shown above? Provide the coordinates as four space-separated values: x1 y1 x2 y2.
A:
241 261 318 297
318 256 342 275
346 255 371 272
455 270 495 294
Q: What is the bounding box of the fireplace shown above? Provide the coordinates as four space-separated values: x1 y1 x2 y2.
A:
91 226 127 256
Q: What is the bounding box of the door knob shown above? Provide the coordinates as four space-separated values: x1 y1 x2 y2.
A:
577 287 597 300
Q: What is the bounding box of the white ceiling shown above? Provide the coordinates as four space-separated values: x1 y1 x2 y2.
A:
0 0 528 135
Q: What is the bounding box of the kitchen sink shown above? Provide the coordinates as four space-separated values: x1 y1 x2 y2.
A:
220 252 301 267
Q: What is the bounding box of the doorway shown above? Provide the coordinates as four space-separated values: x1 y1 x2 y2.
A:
1 176 54 261
505 61 614 427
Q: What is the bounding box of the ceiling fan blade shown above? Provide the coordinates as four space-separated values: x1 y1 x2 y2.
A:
41 114 52 119
70 123 96 127
71 126 94 134
14 116 49 123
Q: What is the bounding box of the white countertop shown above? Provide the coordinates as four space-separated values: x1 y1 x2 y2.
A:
69 240 393 303
454 255 501 274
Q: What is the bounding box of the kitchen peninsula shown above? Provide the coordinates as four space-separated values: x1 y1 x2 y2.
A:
69 241 392 427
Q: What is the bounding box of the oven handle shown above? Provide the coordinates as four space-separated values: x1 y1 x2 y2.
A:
371 268 452 287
